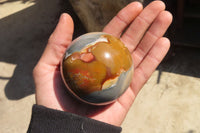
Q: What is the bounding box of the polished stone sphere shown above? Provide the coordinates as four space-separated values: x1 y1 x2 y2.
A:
61 32 134 105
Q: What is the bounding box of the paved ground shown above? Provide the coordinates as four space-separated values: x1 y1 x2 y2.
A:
1 0 200 133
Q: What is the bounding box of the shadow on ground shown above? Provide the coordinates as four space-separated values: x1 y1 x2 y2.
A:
0 0 86 100
157 45 200 83
0 0 199 100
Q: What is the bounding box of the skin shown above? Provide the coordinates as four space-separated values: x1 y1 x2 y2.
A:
33 1 172 127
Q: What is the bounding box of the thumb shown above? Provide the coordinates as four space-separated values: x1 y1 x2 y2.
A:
39 13 74 68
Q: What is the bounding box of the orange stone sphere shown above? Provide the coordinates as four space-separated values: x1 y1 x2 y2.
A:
61 32 134 105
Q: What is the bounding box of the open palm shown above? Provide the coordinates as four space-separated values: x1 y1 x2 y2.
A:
33 1 172 127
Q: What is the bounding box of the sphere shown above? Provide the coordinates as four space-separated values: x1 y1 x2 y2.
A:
61 32 134 105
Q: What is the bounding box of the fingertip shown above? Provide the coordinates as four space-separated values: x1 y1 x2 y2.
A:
59 13 74 27
60 13 68 21
155 11 173 27
162 11 173 24
117 1 143 25
162 37 171 45
49 13 74 44
149 0 166 11
159 37 171 50
129 1 143 11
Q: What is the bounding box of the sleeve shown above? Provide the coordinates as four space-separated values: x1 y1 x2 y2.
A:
27 104 122 133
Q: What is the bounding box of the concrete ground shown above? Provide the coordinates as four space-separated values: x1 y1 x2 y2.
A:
0 0 200 133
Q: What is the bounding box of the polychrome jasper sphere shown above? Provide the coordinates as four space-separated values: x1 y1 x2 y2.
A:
61 32 134 105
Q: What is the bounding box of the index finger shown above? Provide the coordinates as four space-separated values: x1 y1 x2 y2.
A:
103 2 143 38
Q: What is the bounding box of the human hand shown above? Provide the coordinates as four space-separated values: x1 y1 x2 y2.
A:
33 1 172 126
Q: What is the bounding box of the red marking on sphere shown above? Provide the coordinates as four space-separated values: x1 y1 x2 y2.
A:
80 53 94 62
69 69 91 88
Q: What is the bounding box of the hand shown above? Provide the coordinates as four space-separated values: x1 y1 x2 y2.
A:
33 1 172 126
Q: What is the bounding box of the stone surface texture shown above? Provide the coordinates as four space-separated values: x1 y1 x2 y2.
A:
0 0 200 133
